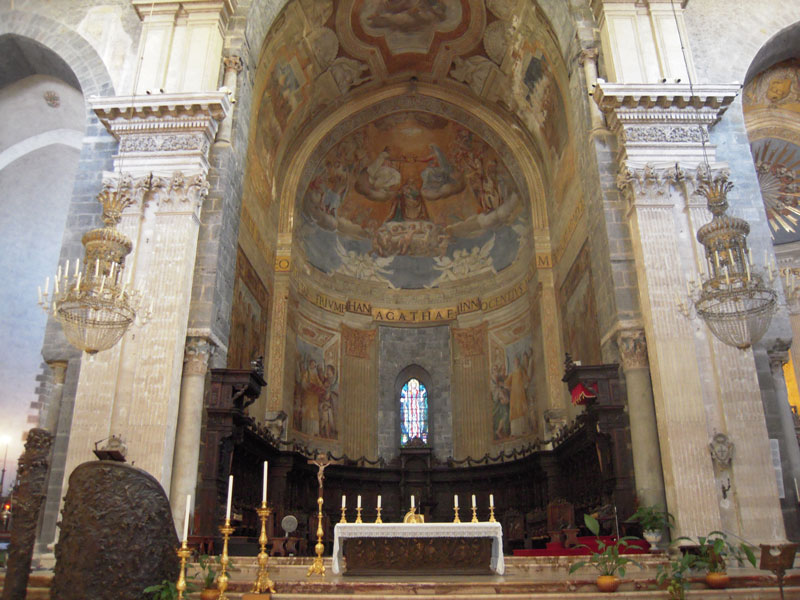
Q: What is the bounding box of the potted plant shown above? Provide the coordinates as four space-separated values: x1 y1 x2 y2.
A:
693 531 756 589
144 580 182 600
655 550 696 600
198 554 222 600
569 514 642 593
630 504 674 551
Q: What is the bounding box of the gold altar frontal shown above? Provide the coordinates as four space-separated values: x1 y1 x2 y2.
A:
342 536 494 576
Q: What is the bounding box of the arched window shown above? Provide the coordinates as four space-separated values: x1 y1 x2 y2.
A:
400 378 428 446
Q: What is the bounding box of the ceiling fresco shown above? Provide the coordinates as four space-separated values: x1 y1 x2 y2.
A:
744 58 800 244
299 109 530 289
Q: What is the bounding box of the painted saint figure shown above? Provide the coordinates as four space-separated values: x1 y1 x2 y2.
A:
507 355 529 437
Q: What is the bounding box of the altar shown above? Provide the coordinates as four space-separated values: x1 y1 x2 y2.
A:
332 522 505 576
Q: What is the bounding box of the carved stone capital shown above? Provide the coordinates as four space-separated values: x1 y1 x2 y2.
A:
616 329 649 370
223 55 243 73
768 338 792 373
616 163 725 206
578 47 599 66
150 171 210 215
453 323 487 357
47 361 68 385
342 324 377 359
184 337 215 376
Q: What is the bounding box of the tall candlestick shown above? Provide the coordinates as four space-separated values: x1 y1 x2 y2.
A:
182 495 191 542
225 475 233 521
262 461 268 503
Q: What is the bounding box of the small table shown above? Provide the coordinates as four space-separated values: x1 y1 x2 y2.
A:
332 522 505 575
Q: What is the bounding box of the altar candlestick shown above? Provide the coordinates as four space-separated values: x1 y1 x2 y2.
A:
377 495 381 508
262 461 268 503
454 494 458 508
182 495 191 542
225 475 233 521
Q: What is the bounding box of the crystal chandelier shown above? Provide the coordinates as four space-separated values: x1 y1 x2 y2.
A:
692 173 777 349
38 176 150 354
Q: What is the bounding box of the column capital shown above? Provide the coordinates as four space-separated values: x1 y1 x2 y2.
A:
578 47 599 65
768 338 792 373
223 55 244 73
184 336 216 376
616 328 649 370
47 360 69 385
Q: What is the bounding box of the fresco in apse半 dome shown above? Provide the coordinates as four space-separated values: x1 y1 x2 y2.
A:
299 111 530 289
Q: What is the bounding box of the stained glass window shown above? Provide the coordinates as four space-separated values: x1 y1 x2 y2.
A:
400 378 428 445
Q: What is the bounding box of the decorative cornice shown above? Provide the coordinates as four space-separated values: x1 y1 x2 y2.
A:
616 163 725 206
90 92 231 176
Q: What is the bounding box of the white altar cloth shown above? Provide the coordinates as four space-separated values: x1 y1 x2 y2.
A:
331 522 505 575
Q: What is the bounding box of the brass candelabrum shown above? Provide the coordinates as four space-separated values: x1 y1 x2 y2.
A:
175 540 192 600
375 506 383 523
339 505 347 523
251 502 276 595
217 519 234 599
453 504 461 523
307 496 326 577
355 506 363 523
471 505 478 523
489 505 496 522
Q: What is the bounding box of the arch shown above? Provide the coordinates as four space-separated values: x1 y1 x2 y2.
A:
744 21 800 86
394 364 433 447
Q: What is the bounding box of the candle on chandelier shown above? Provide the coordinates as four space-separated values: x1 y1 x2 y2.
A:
745 259 751 282
64 260 70 281
411 495 415 509
225 475 233 521
472 494 476 508
44 277 49 296
728 248 735 269
75 271 82 291
94 259 99 278
342 495 346 508
74 258 79 278
377 495 381 509
37 286 42 304
490 494 494 508
57 265 62 281
54 276 59 295
183 494 191 542
454 494 458 508
262 461 268 503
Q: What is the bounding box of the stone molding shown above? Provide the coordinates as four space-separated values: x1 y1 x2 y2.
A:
183 337 215 377
90 92 231 176
616 329 648 370
594 82 740 167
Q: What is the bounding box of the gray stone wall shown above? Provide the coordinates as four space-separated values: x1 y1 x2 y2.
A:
377 326 452 462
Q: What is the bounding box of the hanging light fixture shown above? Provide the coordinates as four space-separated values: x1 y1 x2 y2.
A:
38 176 150 354
692 173 777 349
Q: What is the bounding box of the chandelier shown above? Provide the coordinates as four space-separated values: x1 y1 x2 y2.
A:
38 176 150 354
691 173 777 349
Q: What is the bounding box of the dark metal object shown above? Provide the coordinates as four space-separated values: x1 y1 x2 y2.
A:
51 460 179 600
2 428 53 600
342 536 493 575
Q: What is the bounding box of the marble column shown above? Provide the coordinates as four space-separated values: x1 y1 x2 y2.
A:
579 47 604 133
44 361 68 434
267 269 291 413
170 336 215 535
768 342 800 506
616 329 666 510
216 56 243 144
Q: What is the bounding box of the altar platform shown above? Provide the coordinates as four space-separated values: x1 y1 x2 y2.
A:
10 554 800 599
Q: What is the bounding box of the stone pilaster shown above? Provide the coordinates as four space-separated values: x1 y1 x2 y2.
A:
216 56 243 145
170 336 215 535
43 361 67 435
267 245 292 413
616 328 666 510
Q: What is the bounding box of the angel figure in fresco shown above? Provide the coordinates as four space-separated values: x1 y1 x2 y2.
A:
318 364 338 439
491 363 511 440
420 143 465 201
365 147 402 193
507 353 530 437
296 356 326 437
334 239 397 288
428 236 495 287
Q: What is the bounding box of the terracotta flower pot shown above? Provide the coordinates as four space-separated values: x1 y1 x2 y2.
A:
200 589 220 600
705 572 729 589
596 575 621 593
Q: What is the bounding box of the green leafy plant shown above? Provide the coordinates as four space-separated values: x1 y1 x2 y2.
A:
144 580 181 600
655 550 696 600
693 531 756 573
198 554 218 589
568 514 642 578
630 504 674 533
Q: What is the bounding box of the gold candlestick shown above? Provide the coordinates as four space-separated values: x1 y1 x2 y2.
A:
218 519 235 599
489 505 496 522
471 505 478 523
375 507 383 523
355 506 363 523
339 506 347 523
307 496 326 577
251 502 276 595
453 504 461 523
175 540 191 600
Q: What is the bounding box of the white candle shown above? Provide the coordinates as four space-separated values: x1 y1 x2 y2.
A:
44 277 50 296
99 275 106 294
342 495 346 508
54 277 59 295
74 259 79 278
225 475 233 521
454 494 458 508
64 260 70 281
490 494 494 508
182 495 191 542
472 494 476 508
357 495 361 509
37 286 42 304
75 271 81 291
94 259 99 278
377 495 381 509
411 495 415 509
57 265 62 281
262 461 268 503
